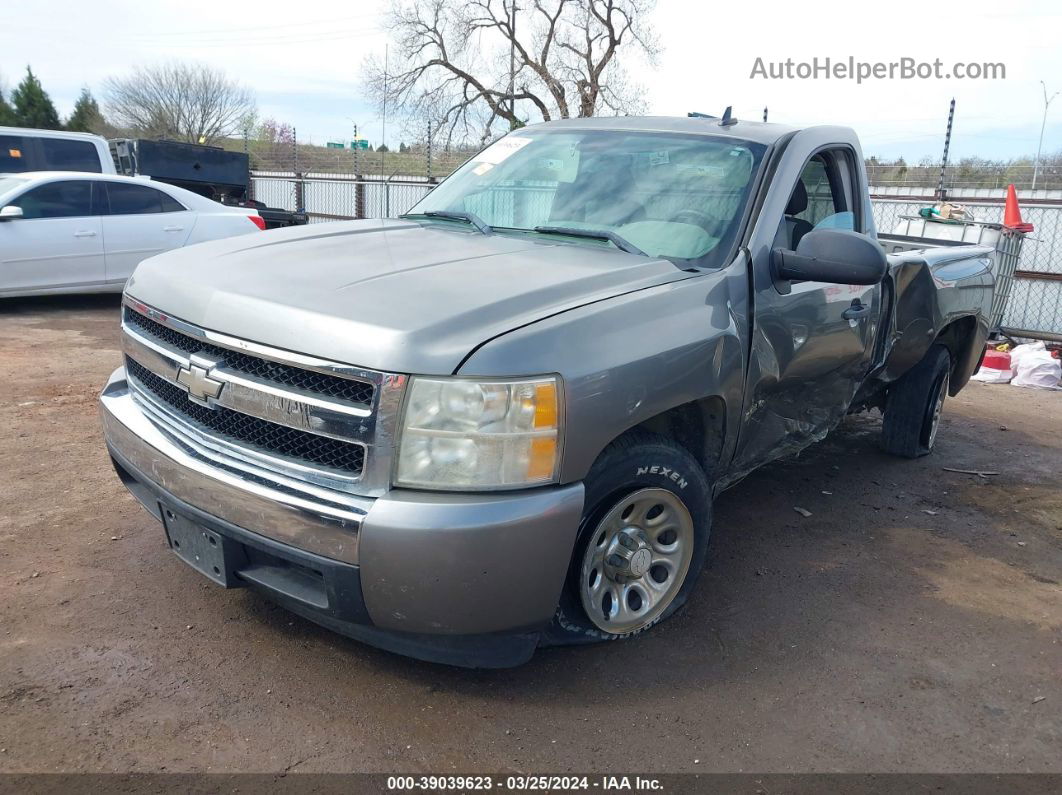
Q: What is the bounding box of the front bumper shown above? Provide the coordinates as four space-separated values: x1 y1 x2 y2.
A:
101 368 584 667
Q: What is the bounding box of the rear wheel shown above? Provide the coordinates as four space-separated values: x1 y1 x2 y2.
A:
881 344 952 458
547 432 711 644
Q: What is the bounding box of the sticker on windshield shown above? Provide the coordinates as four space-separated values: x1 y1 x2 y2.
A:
648 151 670 166
475 136 532 165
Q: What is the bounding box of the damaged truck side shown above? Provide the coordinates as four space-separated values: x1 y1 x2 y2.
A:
100 117 994 667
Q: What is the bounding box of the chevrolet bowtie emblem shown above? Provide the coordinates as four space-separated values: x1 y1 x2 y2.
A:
176 355 225 407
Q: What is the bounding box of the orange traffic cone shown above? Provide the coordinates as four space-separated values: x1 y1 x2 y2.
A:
1003 184 1034 232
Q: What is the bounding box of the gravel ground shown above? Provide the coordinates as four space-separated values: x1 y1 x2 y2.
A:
0 294 1059 774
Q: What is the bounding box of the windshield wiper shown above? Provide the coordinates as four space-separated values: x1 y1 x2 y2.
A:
401 210 492 234
532 225 647 256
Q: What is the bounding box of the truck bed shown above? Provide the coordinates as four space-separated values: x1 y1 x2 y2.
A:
862 235 996 404
878 232 987 256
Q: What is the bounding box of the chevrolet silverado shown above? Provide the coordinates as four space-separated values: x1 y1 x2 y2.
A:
100 116 994 667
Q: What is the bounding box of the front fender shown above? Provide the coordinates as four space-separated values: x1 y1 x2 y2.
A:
458 270 746 483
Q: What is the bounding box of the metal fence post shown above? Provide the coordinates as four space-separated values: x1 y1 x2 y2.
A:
427 120 432 180
353 123 359 175
292 127 301 211
244 127 256 203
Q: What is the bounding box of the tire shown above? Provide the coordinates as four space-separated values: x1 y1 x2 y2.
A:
881 344 952 458
545 431 712 645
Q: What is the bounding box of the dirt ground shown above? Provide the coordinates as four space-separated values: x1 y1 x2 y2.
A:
0 294 1059 774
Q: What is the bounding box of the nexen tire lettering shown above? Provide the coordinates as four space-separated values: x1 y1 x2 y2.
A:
636 465 688 489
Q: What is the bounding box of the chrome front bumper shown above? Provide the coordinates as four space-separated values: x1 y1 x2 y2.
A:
101 367 369 563
101 367 585 649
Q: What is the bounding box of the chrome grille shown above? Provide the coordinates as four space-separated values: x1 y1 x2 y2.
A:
123 307 375 406
126 357 366 476
120 297 405 498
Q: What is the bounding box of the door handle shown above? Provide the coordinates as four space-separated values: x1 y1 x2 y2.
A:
73 230 97 238
163 226 184 232
842 300 869 321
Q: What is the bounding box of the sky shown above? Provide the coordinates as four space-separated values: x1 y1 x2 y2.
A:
1 0 1059 162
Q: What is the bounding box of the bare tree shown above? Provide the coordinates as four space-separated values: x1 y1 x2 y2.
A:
104 62 256 145
365 0 659 144
251 118 296 170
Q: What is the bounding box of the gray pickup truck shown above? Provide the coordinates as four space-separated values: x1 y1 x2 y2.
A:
100 116 994 667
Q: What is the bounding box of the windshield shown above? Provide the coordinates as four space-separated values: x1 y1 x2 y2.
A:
409 129 766 264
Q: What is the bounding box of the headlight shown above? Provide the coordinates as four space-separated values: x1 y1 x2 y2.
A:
395 375 561 490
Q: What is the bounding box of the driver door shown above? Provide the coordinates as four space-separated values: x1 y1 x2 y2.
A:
0 179 105 295
733 139 883 470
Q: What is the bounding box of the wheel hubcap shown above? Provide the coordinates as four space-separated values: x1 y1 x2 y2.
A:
926 371 949 449
579 488 695 634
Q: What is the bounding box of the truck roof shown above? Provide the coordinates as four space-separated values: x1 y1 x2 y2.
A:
1 170 152 181
0 125 109 143
526 115 801 145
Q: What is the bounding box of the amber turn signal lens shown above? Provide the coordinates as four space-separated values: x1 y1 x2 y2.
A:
526 437 558 481
533 381 558 429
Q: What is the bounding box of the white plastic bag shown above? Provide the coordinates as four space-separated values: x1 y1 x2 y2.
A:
1009 341 1043 367
1011 343 1061 390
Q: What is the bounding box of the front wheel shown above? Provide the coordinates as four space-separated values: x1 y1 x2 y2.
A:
546 432 712 644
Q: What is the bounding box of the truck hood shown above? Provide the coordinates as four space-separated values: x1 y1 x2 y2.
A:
126 219 694 374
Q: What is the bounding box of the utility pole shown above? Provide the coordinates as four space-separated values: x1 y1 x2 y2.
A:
509 0 516 128
936 98 955 202
1032 81 1059 191
378 44 386 174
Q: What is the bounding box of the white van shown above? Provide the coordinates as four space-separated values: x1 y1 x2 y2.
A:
0 127 116 175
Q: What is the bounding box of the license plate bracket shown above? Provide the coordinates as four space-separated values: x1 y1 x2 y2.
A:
161 505 245 588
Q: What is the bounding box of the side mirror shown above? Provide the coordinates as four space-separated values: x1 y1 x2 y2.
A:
772 228 887 286
0 205 24 221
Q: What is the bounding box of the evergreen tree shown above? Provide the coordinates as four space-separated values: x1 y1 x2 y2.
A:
0 86 16 126
65 88 102 132
11 67 61 129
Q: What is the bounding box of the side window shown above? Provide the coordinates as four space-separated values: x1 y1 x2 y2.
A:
0 135 32 173
105 182 170 215
159 192 187 213
795 157 840 227
40 139 103 173
11 180 94 219
779 150 857 250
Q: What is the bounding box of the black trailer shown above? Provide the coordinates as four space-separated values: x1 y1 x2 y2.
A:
109 139 307 230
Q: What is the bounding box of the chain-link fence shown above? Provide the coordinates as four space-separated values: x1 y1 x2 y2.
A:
251 171 440 221
865 164 1062 192
870 189 1062 340
243 126 473 181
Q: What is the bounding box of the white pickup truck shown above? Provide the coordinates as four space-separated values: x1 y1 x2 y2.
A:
0 126 116 174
